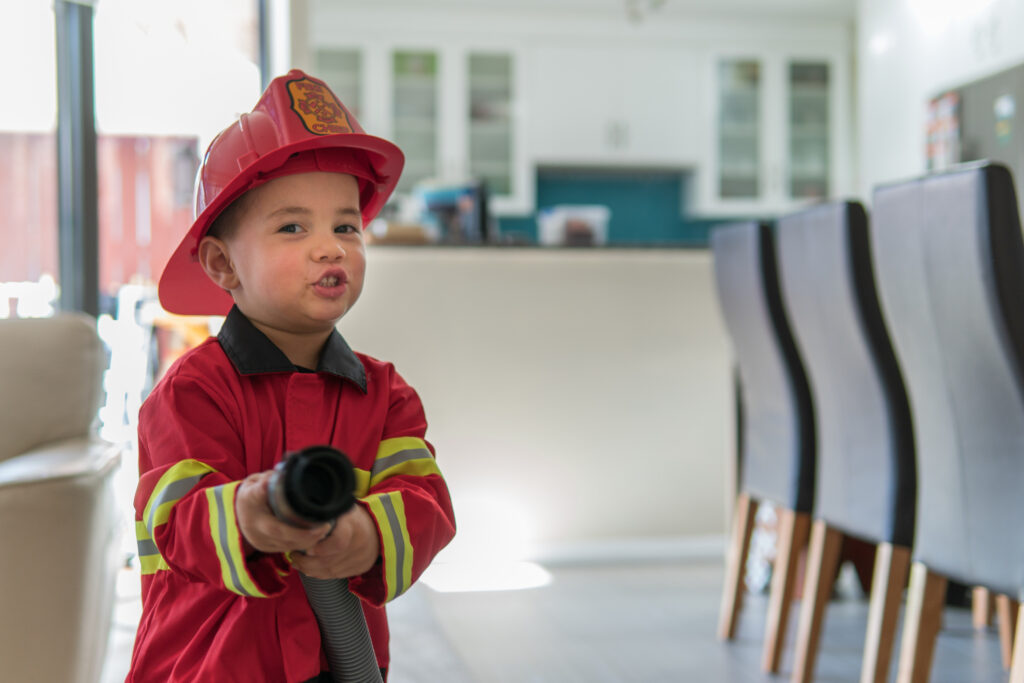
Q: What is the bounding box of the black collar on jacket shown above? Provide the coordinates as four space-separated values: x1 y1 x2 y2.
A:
217 305 367 393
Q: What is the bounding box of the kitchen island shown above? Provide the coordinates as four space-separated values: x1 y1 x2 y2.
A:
340 245 732 562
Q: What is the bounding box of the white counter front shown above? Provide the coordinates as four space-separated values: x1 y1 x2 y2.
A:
339 246 732 561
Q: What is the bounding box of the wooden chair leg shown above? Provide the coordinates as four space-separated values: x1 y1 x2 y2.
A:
896 562 947 683
997 594 1019 669
973 586 994 629
761 508 811 673
1008 603 1024 683
718 492 759 640
790 520 843 683
860 542 912 683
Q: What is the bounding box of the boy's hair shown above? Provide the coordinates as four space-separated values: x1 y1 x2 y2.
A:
205 202 239 243
205 193 251 243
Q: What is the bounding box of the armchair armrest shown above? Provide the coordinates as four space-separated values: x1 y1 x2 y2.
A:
0 436 121 488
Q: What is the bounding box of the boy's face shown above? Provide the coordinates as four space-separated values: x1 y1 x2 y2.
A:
214 171 366 336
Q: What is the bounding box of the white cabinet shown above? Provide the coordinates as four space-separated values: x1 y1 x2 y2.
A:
697 48 851 217
527 45 700 168
313 44 529 215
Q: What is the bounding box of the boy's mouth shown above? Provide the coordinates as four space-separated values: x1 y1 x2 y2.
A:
314 270 348 293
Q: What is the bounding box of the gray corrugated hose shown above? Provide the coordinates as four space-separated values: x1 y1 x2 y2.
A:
300 575 383 683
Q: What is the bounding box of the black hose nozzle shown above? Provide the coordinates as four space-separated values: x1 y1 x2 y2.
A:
268 445 357 528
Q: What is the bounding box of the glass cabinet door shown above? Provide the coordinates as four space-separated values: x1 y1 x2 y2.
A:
392 50 438 192
314 48 362 119
716 59 760 199
788 61 830 200
467 52 513 197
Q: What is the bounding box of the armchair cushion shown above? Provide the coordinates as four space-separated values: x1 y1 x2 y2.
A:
0 313 105 464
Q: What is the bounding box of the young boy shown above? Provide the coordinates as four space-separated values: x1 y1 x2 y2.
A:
127 70 456 682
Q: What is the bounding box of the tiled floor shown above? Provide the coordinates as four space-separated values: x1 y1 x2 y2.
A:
103 559 1008 682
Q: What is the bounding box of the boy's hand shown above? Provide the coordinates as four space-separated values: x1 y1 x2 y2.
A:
235 471 333 554
290 504 381 580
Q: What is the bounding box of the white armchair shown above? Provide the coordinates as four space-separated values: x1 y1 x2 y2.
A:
0 313 123 683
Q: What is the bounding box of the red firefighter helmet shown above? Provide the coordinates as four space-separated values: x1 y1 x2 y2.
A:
158 69 404 316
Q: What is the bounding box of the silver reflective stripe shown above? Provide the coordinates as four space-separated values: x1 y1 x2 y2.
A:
212 485 258 598
147 473 206 536
380 495 407 596
371 448 432 479
137 538 159 557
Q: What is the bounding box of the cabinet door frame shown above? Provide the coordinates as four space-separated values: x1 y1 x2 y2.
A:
779 48 851 212
459 43 530 215
699 46 850 218
700 49 771 217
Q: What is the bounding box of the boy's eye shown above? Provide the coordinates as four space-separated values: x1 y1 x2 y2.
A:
278 223 302 234
335 224 359 234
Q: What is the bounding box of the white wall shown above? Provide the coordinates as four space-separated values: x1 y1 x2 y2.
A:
857 0 1024 201
338 247 732 562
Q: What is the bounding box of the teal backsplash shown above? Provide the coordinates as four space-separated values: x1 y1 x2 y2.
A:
496 168 743 246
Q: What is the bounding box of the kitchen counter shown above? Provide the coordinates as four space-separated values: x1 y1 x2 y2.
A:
340 245 732 559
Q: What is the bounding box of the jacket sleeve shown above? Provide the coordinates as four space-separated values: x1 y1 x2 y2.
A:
134 372 290 598
348 368 456 605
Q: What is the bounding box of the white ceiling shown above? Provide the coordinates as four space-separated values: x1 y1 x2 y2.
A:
358 0 857 22
660 0 855 19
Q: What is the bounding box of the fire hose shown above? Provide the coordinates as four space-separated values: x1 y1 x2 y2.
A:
268 445 384 683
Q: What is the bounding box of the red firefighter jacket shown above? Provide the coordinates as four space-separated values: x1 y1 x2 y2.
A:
127 307 455 682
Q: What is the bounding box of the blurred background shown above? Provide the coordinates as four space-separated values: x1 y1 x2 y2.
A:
3 0 1023 680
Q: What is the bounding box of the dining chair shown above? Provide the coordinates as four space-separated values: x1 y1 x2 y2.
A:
710 221 816 672
774 201 916 683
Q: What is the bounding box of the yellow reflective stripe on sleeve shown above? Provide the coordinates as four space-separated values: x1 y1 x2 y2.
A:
206 481 267 598
135 520 169 575
353 468 371 499
369 436 441 488
143 460 217 537
366 491 413 601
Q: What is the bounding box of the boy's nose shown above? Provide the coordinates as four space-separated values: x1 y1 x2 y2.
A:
313 237 345 262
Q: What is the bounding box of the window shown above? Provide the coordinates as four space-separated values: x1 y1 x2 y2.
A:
91 0 262 444
0 3 58 318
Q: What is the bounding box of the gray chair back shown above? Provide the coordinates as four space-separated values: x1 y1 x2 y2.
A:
871 171 966 582
710 221 815 512
775 202 915 546
874 162 1024 593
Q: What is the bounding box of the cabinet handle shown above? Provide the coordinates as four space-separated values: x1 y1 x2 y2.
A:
608 120 628 149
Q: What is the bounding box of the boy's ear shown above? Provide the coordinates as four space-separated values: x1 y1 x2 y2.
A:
197 235 239 291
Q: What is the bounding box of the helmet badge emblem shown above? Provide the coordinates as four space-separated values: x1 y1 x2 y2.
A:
286 76 354 136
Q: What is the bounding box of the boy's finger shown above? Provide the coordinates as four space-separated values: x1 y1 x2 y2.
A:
291 523 331 551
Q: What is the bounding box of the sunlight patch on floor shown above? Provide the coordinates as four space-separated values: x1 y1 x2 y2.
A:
419 560 553 593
